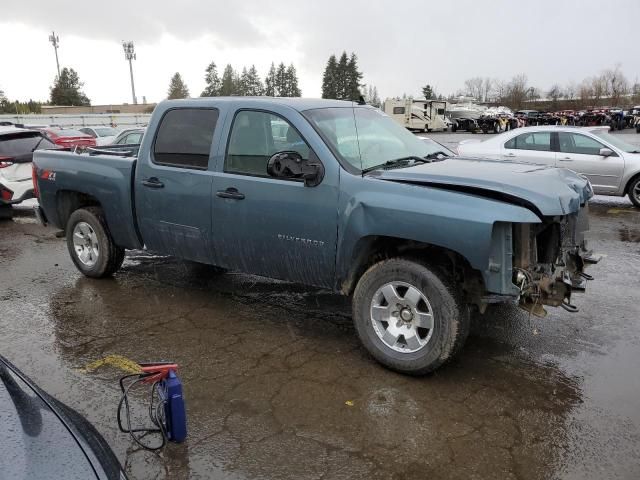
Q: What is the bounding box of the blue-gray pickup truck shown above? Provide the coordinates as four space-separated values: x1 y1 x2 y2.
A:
33 98 596 374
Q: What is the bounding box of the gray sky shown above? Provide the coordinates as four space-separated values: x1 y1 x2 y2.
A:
1 0 639 104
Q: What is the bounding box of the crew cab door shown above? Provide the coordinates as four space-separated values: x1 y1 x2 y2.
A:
210 108 339 288
135 108 220 263
501 130 556 165
556 132 624 193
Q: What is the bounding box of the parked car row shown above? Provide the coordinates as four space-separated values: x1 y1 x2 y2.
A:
0 124 146 218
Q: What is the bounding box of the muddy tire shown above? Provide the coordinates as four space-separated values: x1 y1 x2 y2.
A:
66 207 125 278
352 258 470 375
628 176 640 208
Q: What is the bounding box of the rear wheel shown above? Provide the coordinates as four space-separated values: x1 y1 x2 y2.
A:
352 258 470 375
628 176 640 208
66 207 125 278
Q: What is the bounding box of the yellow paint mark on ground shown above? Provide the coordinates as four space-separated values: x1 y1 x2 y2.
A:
345 400 355 407
80 354 142 374
607 208 638 215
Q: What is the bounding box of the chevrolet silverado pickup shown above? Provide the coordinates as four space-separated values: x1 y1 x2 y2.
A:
33 98 596 374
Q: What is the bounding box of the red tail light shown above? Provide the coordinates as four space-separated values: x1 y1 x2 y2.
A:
1 186 13 201
32 164 39 198
0 156 14 168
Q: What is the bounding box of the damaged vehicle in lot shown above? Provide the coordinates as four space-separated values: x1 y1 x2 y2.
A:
33 98 596 374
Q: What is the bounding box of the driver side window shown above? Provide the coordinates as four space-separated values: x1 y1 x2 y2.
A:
225 110 310 177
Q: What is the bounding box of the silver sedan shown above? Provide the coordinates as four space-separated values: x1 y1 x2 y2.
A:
457 126 640 207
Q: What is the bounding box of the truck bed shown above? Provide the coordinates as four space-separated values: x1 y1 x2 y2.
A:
33 149 142 249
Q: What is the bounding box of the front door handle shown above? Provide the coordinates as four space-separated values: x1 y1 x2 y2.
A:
559 157 573 162
216 187 245 200
504 153 516 157
142 177 164 188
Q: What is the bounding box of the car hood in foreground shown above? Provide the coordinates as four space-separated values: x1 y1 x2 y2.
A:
370 157 592 217
0 356 126 480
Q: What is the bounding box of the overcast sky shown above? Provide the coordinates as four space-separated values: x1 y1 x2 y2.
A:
1 0 639 105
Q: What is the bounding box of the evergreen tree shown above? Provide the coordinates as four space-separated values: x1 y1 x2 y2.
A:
346 53 363 100
167 72 190 99
245 65 264 96
321 52 363 101
220 64 236 96
201 62 221 97
0 88 8 112
275 62 287 96
238 67 250 95
265 63 277 96
422 84 434 99
321 55 338 99
50 68 90 106
372 86 380 107
284 64 301 97
336 52 349 99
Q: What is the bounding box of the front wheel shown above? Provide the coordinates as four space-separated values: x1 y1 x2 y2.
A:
66 207 125 278
628 176 640 208
352 258 470 375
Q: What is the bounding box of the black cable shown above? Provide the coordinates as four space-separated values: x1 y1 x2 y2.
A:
117 373 167 451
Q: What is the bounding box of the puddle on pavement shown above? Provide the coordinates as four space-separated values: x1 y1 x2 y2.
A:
619 227 640 242
45 256 585 480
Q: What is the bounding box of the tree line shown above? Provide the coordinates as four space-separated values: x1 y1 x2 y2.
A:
450 65 640 110
167 62 302 100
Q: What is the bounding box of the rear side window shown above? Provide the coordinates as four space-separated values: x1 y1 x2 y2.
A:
153 108 218 169
0 132 55 155
505 132 551 151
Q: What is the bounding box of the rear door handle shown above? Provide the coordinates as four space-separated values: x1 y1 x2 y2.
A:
504 153 516 157
216 187 245 200
142 177 164 188
559 157 573 162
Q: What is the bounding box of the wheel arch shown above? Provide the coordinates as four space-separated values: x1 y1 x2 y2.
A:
339 235 485 306
56 190 101 230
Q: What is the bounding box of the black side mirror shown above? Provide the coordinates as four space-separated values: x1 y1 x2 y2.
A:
267 151 325 187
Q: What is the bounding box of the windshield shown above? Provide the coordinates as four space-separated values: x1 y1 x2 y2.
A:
94 127 118 137
304 107 447 172
592 130 640 153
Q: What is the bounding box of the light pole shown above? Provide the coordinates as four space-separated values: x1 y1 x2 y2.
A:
49 31 60 78
122 41 137 105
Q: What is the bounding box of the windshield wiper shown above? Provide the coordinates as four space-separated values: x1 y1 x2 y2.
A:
362 156 430 174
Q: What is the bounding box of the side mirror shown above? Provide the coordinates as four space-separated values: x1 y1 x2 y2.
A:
267 151 325 187
599 148 614 157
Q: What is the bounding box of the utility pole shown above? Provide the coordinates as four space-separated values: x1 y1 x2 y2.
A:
122 41 137 105
49 31 60 78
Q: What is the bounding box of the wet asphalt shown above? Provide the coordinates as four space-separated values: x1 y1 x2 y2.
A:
1 131 640 479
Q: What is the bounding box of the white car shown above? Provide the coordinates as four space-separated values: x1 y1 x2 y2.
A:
0 126 57 218
78 126 121 145
457 126 640 206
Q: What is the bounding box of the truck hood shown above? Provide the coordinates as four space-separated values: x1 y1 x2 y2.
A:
370 158 592 217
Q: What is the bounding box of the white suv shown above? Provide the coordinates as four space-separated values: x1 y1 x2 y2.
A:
0 127 57 219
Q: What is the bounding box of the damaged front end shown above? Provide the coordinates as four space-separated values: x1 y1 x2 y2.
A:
512 205 599 316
